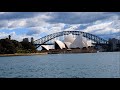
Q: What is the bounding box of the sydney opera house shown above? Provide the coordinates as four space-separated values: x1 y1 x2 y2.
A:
41 34 96 53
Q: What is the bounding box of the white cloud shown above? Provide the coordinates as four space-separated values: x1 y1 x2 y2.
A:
0 12 120 41
27 27 48 35
47 12 120 24
84 22 112 33
8 19 27 29
0 20 8 29
64 24 81 31
0 32 9 39
47 23 65 34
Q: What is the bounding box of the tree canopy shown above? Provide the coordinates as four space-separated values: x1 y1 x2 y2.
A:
0 38 36 54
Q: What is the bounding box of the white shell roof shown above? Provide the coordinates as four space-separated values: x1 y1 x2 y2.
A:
64 34 75 43
41 45 54 50
64 42 72 48
55 40 66 49
64 33 94 48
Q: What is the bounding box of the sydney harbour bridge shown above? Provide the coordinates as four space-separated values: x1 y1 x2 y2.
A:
33 31 108 48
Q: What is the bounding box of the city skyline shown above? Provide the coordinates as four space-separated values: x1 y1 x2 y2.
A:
0 12 120 41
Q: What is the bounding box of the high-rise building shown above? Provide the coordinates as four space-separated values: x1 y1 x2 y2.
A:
8 35 11 40
31 37 34 44
23 38 29 42
108 38 120 51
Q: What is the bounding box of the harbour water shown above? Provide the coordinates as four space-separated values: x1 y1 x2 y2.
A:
0 52 120 78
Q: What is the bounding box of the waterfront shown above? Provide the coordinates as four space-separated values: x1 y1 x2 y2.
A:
0 53 48 57
0 52 120 78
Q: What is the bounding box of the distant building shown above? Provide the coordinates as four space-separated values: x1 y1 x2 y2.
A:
31 37 34 44
8 35 11 40
108 38 120 51
23 38 29 42
117 39 120 44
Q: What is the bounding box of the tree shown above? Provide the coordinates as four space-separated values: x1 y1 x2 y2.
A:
0 39 16 54
0 43 4 54
0 38 37 54
21 41 36 53
11 40 22 50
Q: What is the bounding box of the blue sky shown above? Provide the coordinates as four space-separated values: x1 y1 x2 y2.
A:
0 12 120 41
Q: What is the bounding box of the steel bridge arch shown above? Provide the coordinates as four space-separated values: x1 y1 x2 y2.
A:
34 31 108 48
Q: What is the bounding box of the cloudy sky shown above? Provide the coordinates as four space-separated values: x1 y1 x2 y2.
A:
0 12 120 41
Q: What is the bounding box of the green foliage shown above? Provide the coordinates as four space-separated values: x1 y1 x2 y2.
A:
11 40 22 49
0 39 36 54
0 39 16 54
21 42 35 50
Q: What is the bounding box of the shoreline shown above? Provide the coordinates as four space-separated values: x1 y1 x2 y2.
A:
0 51 119 57
0 53 48 57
